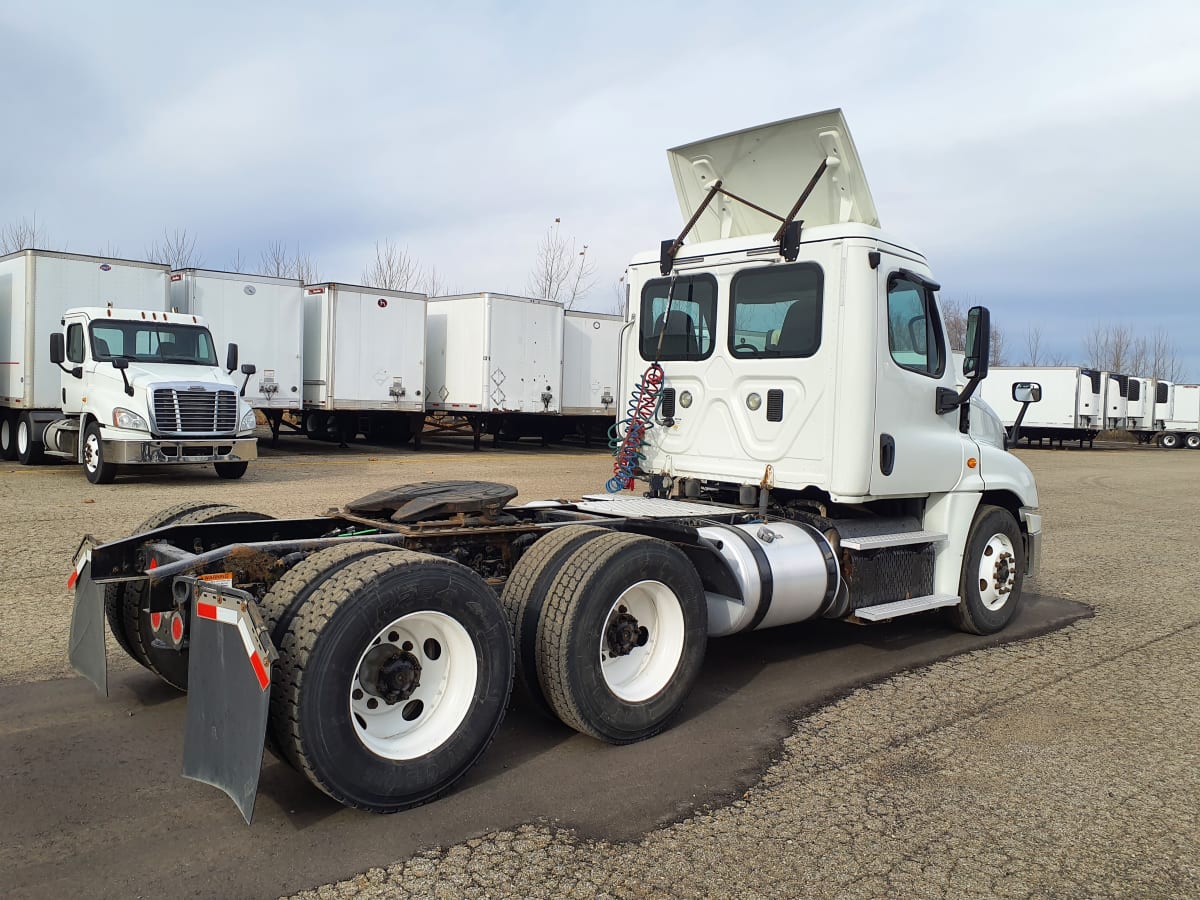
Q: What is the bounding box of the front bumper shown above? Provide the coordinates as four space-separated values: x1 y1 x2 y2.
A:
1020 508 1042 578
107 436 258 465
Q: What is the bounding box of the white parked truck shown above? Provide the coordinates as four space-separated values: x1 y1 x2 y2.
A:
1157 382 1200 448
301 282 427 446
170 269 304 445
425 292 565 447
67 109 1043 823
0 250 258 483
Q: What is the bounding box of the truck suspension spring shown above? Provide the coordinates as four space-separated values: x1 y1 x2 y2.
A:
606 362 665 493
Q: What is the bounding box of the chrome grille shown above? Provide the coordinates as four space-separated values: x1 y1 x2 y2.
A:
153 388 238 435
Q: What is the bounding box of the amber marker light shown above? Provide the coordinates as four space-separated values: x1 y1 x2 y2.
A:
967 458 978 469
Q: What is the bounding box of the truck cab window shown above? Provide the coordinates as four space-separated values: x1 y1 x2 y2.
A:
887 276 945 377
639 275 717 361
729 263 822 358
66 323 85 364
90 322 217 366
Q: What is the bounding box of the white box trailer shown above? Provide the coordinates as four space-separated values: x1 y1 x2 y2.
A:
1104 373 1130 429
170 269 304 441
301 282 427 445
562 310 621 416
978 365 1104 447
0 250 170 413
1158 383 1200 449
425 293 564 446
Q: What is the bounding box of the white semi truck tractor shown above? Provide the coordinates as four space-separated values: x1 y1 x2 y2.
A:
66 109 1043 822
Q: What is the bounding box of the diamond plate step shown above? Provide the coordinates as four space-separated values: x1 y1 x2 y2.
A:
853 594 960 622
839 530 947 551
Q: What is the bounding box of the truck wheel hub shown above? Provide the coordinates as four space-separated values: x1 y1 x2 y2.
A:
360 645 422 704
605 608 649 658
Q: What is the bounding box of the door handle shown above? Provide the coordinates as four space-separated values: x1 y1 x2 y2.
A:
880 433 895 476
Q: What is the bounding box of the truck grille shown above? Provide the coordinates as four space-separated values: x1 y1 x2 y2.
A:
153 388 238 435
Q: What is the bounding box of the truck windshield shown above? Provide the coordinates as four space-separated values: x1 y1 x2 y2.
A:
90 322 218 366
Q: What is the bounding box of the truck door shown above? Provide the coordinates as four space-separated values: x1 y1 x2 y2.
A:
870 262 967 496
61 318 89 414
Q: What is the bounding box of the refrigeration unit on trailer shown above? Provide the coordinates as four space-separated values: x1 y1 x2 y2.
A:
301 282 427 446
0 250 258 482
561 309 622 441
1104 373 1130 429
170 269 303 443
1158 383 1200 448
1124 376 1155 442
68 109 1043 824
425 292 564 446
979 366 1103 447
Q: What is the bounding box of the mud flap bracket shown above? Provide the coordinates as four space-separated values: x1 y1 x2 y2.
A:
180 577 277 825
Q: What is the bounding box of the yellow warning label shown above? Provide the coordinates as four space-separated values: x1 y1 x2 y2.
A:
200 572 234 588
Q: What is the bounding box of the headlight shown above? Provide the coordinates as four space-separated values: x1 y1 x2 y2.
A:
240 409 258 432
112 407 148 431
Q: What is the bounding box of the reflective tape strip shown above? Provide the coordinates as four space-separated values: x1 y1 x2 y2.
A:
249 651 270 691
197 596 271 691
67 551 91 589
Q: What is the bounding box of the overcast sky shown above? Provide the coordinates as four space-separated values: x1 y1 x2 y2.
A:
2 1 1198 377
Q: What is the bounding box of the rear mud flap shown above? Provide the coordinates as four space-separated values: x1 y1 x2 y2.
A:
181 579 277 825
68 557 108 696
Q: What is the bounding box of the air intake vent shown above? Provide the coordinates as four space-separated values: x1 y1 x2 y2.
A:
153 388 238 435
766 389 784 422
660 388 676 419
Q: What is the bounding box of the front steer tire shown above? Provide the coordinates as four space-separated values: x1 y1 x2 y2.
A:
215 461 249 479
271 550 513 812
945 504 1025 636
535 531 707 744
82 421 116 484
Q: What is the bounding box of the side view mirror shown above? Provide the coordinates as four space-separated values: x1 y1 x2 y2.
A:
963 306 990 379
1012 382 1042 404
226 343 239 374
240 363 256 376
50 333 65 364
110 358 134 396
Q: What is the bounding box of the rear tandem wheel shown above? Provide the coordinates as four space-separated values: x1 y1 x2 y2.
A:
270 550 513 812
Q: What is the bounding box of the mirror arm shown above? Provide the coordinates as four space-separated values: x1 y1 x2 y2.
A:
239 372 252 398
1009 400 1033 448
55 361 84 379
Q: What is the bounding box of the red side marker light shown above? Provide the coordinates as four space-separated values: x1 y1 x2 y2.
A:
150 612 162 631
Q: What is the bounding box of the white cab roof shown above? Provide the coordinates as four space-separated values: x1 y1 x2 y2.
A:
667 108 879 242
70 307 209 326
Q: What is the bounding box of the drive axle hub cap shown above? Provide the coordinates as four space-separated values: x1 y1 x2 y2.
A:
977 533 1017 611
598 580 685 703
350 610 477 760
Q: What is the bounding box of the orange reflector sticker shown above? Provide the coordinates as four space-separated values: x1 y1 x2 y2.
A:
967 457 978 469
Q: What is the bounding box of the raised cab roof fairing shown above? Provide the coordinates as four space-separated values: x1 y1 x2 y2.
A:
667 108 879 243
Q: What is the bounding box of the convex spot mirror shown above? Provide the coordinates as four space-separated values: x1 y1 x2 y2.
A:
1012 381 1042 404
963 306 991 379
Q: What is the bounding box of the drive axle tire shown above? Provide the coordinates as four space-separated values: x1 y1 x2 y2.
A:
499 524 609 718
1160 432 1179 449
106 503 273 691
536 531 707 744
1186 434 1200 450
945 504 1025 636
17 413 45 466
214 461 249 479
272 551 513 812
0 412 17 461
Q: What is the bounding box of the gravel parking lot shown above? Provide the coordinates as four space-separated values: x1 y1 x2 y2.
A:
1 435 1197 897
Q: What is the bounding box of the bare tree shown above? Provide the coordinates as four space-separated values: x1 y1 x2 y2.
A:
145 227 202 268
1149 326 1184 382
939 296 968 351
1023 326 1043 366
228 249 248 273
989 327 1008 366
96 240 121 258
527 218 597 309
1047 350 1071 366
361 238 422 291
0 214 49 254
1084 322 1136 373
259 240 320 283
420 264 447 298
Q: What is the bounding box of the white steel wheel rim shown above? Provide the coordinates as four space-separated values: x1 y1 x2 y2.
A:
17 419 28 455
0 418 10 450
1189 435 1200 449
976 533 1017 611
84 432 101 473
598 580 686 702
349 610 477 761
